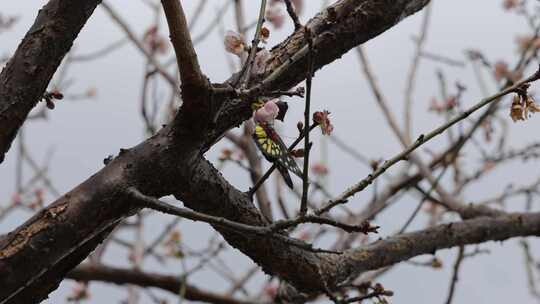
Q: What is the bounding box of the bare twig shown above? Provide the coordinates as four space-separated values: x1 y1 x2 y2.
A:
101 2 176 86
284 0 302 30
300 28 314 216
404 3 432 143
237 0 267 87
316 66 540 215
129 188 343 254
444 246 465 304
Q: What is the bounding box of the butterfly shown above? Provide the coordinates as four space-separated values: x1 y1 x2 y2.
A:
252 122 302 189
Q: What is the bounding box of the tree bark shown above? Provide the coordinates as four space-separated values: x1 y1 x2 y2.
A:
0 1 438 303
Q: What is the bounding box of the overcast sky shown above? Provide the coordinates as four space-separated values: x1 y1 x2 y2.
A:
2 0 540 303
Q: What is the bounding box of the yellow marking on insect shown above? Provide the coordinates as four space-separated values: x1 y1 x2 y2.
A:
251 100 265 111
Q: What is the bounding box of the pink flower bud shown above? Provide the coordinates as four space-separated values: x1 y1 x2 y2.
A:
224 30 245 56
253 99 280 124
265 6 285 28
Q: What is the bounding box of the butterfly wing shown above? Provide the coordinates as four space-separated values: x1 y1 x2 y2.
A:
271 133 302 178
252 123 303 188
253 124 281 162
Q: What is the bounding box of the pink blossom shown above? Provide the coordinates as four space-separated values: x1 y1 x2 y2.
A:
311 162 329 176
265 6 285 29
224 30 245 56
270 0 304 15
313 110 334 135
254 99 280 124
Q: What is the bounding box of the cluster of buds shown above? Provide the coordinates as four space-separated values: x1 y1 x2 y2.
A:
509 85 540 122
41 90 63 110
353 282 393 304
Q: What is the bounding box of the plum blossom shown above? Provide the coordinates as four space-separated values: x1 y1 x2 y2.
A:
265 5 285 28
311 162 329 176
270 0 304 15
224 30 245 56
313 110 334 135
510 93 540 122
254 99 280 124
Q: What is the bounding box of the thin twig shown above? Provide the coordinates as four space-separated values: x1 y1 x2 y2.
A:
101 2 176 87
397 166 449 234
161 0 206 89
300 28 314 216
316 66 540 215
284 0 302 30
444 246 465 304
404 3 432 143
237 0 267 87
129 188 342 254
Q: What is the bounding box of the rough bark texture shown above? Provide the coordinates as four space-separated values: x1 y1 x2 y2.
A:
0 0 102 163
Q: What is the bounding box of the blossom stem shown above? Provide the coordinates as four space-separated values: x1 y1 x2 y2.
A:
300 28 314 216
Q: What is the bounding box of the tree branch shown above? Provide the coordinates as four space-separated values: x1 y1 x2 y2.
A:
67 264 254 304
316 67 540 215
161 0 207 94
339 212 540 281
0 1 436 302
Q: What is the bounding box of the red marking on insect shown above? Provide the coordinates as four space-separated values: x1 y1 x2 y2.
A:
262 123 280 141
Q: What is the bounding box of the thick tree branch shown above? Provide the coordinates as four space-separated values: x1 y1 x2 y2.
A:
340 212 540 280
210 0 432 147
0 1 435 302
161 0 206 95
0 0 102 163
67 264 254 304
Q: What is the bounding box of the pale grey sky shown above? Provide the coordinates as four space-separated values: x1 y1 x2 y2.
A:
2 1 540 303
